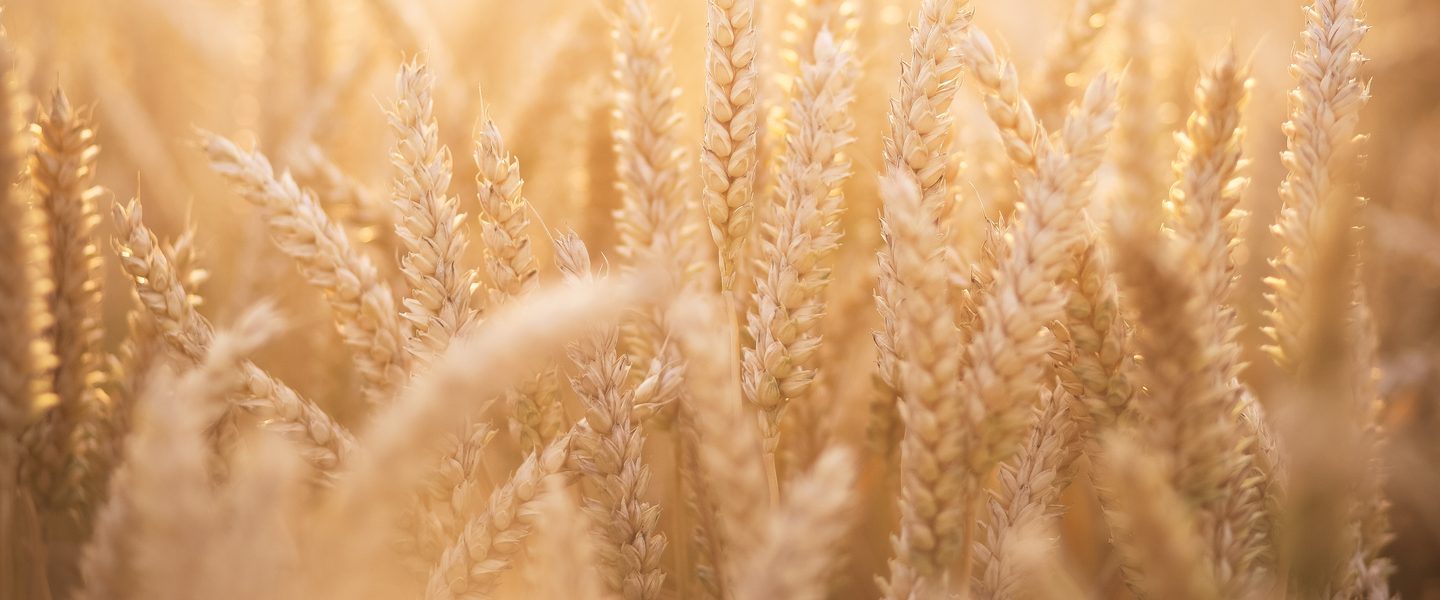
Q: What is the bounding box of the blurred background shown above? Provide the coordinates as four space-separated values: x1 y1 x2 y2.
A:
4 0 1438 595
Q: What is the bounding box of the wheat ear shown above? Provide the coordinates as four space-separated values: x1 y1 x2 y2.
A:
77 306 281 600
111 199 354 477
962 75 1118 480
0 26 39 502
24 89 109 528
1113 0 1166 229
961 28 1044 173
743 28 857 468
675 293 769 594
528 481 607 600
1031 0 1119 126
388 59 474 367
201 132 409 406
1098 432 1221 600
734 447 857 600
555 232 668 600
287 142 399 253
0 29 45 597
473 110 563 453
701 0 760 291
1264 0 1369 370
872 0 970 487
1113 224 1263 596
612 0 699 362
973 384 1083 600
425 432 575 600
400 420 496 572
876 172 971 597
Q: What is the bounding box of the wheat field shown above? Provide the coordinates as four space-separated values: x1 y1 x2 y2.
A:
1 0 1438 598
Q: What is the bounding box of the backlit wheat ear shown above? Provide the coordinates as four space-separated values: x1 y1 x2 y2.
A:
473 107 562 454
610 0 700 432
1031 0 1119 126
23 88 112 565
1098 432 1220 600
1264 0 1369 371
201 131 409 407
734 447 857 600
872 0 970 494
877 171 971 598
78 305 282 600
973 384 1082 600
425 434 575 600
111 199 354 478
961 27 1044 173
555 232 668 600
962 74 1118 483
0 24 41 511
675 293 768 595
742 28 857 473
286 142 398 254
1113 0 1166 229
701 0 761 291
1112 224 1263 596
387 59 474 367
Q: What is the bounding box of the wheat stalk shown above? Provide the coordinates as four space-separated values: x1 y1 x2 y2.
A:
0 26 38 500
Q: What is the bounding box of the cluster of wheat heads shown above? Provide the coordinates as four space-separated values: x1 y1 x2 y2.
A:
0 0 1401 598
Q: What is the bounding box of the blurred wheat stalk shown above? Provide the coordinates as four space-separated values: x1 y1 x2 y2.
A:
0 0 1423 598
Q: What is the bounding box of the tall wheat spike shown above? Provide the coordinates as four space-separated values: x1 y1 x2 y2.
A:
742 28 857 468
555 232 668 600
473 110 562 453
871 0 970 488
388 59 474 366
701 0 761 291
1264 0 1369 370
1030 0 1119 126
877 172 971 598
23 90 109 592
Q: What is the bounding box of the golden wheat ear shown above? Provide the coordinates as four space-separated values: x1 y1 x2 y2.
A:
111 198 355 480
386 59 474 369
200 130 408 408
